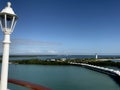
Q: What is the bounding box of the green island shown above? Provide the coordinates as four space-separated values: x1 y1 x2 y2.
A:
9 59 70 65
2 58 119 68
0 57 119 68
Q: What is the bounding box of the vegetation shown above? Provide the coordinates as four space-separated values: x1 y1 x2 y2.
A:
10 59 70 65
0 57 120 68
70 59 120 68
87 61 120 68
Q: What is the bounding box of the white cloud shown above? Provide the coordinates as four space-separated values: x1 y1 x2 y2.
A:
47 50 58 54
11 39 61 47
6 38 62 55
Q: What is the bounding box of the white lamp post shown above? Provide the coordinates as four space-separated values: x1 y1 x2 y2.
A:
0 2 18 90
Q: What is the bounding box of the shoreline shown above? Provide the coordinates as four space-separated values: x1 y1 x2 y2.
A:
6 59 120 69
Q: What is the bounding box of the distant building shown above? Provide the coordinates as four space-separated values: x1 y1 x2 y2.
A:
50 59 56 61
61 58 66 61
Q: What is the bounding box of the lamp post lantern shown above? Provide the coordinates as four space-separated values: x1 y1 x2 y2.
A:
0 2 18 90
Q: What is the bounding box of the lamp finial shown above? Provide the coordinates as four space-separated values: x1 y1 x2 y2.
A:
7 2 11 7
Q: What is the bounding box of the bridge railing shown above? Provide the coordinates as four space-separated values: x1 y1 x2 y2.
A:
8 78 51 90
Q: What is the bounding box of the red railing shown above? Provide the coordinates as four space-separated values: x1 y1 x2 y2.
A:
8 78 51 90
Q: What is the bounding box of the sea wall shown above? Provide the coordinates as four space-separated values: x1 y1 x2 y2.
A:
70 62 120 85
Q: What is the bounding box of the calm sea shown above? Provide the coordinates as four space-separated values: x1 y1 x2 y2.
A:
0 55 120 90
5 64 120 90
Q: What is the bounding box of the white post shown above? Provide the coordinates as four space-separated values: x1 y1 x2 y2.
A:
1 34 11 90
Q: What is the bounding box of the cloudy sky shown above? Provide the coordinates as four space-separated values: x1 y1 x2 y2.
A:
0 0 120 55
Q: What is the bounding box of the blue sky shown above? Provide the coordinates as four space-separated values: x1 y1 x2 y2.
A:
0 0 120 55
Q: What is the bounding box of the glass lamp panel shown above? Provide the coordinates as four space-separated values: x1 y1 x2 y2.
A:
6 15 13 29
0 15 5 28
11 17 17 32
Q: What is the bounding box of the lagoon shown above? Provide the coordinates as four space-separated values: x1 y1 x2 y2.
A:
5 64 120 90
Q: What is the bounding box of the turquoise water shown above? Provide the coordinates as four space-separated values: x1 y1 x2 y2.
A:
6 64 120 90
